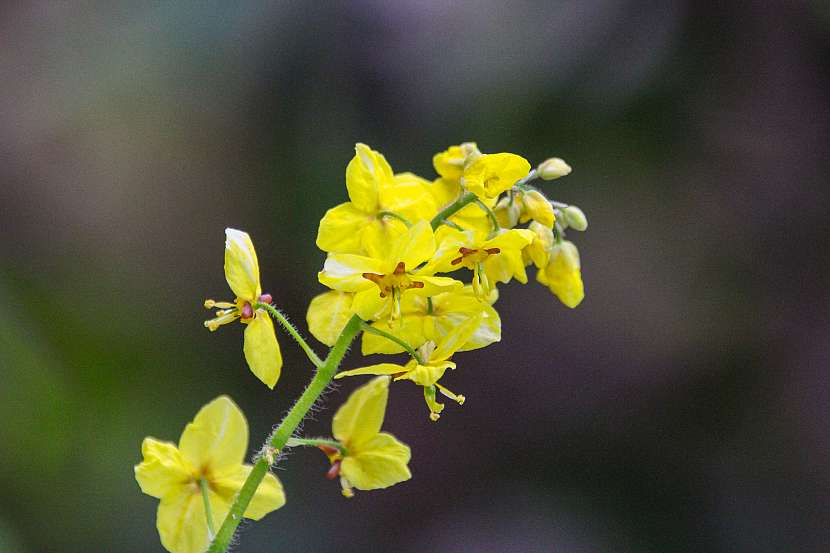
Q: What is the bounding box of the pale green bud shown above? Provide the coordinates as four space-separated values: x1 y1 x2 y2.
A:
538 157 572 180
563 205 588 231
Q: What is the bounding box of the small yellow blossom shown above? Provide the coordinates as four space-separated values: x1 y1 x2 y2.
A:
204 229 282 388
135 396 285 553
325 376 411 497
537 240 584 308
361 286 500 355
523 221 555 269
424 227 534 298
318 220 462 321
337 315 481 420
537 157 572 180
518 189 556 228
461 152 530 199
317 143 437 257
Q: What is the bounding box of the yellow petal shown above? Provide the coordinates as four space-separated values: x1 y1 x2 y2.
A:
307 291 355 347
519 190 555 228
538 241 584 308
345 143 392 212
179 396 248 472
483 228 534 252
243 313 282 389
316 203 369 254
332 376 390 446
318 253 384 292
135 438 192 499
398 360 455 387
410 276 464 297
360 218 409 260
483 249 528 285
156 488 228 553
212 464 286 521
432 145 466 180
462 153 530 199
431 313 482 361
340 432 411 491
335 363 405 379
385 220 435 269
223 228 261 301
381 172 438 220
351 288 387 321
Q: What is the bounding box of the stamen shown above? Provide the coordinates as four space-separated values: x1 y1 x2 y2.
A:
203 309 239 331
485 247 501 255
340 477 355 498
204 299 234 309
240 302 254 320
393 261 406 275
436 382 466 405
326 460 341 480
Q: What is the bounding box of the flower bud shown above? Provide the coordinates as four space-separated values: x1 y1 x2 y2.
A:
562 205 588 231
494 195 521 228
461 142 482 166
538 157 571 180
519 190 555 228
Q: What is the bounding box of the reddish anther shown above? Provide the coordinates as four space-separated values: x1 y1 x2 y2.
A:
326 460 341 480
240 302 254 319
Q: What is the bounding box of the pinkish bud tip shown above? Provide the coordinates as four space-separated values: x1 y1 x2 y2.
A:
258 293 273 304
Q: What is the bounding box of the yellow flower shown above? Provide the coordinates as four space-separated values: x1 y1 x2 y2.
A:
317 143 437 257
536 240 585 308
432 142 480 180
424 227 535 298
361 285 500 355
523 221 554 269
318 220 462 321
135 396 285 553
203 229 282 388
518 189 555 228
461 153 530 200
337 315 481 420
325 376 411 497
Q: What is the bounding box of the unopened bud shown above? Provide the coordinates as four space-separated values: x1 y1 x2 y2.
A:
461 142 482 166
562 205 588 231
538 157 572 180
494 196 521 228
520 190 555 228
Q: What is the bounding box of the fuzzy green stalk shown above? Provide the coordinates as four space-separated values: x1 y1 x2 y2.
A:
256 302 323 367
287 437 348 455
430 192 477 230
206 314 363 553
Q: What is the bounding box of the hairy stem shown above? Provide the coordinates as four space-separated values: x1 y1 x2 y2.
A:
207 314 364 553
257 302 323 367
287 437 347 455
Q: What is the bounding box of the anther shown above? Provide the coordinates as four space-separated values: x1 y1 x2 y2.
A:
393 261 406 275
326 460 341 480
429 412 441 422
240 302 254 319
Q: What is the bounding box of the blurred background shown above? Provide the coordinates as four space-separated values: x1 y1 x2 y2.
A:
1 1 828 552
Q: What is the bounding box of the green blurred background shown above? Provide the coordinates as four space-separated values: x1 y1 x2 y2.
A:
2 2 829 552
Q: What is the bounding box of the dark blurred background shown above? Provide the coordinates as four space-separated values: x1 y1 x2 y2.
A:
1 2 829 552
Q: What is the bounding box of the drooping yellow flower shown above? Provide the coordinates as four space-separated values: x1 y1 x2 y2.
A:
317 143 437 257
337 315 481 420
536 240 585 308
135 396 285 553
523 221 555 269
203 229 282 388
318 220 462 321
361 285 500 355
423 227 535 298
461 152 530 200
517 189 556 228
323 376 411 497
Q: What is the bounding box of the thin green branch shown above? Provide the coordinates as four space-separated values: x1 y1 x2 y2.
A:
473 198 500 236
378 210 412 227
430 192 477 230
287 437 347 455
359 321 423 363
256 302 323 367
199 478 216 538
207 314 364 553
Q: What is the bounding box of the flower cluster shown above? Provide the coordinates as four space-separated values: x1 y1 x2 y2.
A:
309 143 587 420
135 142 590 553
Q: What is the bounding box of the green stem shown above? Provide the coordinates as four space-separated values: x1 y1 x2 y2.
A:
286 437 347 455
430 192 477 230
207 315 364 553
378 211 412 227
474 198 500 236
359 320 423 363
199 478 216 538
257 302 323 367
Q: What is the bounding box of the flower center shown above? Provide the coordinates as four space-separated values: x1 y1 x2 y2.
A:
451 247 500 269
362 262 424 298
